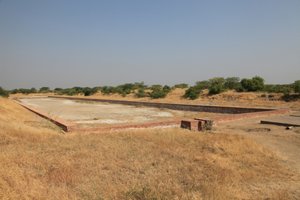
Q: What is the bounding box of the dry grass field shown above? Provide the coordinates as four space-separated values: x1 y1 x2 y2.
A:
1 97 300 199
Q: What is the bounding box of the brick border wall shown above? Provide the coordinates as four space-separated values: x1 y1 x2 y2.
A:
14 100 76 132
213 108 289 124
14 99 181 132
48 96 276 114
76 120 181 133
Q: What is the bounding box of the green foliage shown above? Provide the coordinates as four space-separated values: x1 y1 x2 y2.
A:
10 88 37 94
224 77 241 90
195 80 210 90
208 77 225 95
0 87 9 97
101 86 115 95
54 88 63 93
263 84 293 94
241 76 264 92
39 87 51 93
54 87 99 96
173 83 188 89
184 80 211 99
183 86 201 100
294 80 300 93
29 88 37 93
83 87 98 96
184 76 267 99
135 88 147 98
101 82 146 96
149 85 171 99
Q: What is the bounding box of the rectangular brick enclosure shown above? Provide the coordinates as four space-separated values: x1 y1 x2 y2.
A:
48 96 278 114
15 96 289 133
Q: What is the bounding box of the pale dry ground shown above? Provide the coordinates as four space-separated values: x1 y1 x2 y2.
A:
1 97 300 199
18 98 226 129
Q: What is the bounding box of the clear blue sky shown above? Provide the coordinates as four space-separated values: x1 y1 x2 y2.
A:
1 0 299 89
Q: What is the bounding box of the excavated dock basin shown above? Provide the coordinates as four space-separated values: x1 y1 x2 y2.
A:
19 98 227 130
17 97 288 132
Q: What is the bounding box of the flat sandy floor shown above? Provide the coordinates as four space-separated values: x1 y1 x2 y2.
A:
19 98 224 126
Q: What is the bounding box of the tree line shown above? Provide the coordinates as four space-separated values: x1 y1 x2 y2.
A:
1 77 300 99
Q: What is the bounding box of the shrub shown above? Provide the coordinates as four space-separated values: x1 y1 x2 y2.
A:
183 80 210 100
263 84 293 94
135 88 147 98
149 85 170 99
294 80 300 93
101 86 115 95
10 88 37 94
82 87 98 96
173 83 188 89
39 87 51 93
208 77 225 95
241 76 264 92
224 77 241 90
0 87 9 97
54 88 63 93
29 88 37 93
195 80 210 90
183 86 201 100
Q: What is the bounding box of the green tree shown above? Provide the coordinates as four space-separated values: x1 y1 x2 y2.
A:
183 86 200 100
0 87 9 97
39 87 51 93
241 76 264 92
294 80 300 93
82 87 98 96
195 80 210 90
135 88 147 98
208 77 225 95
224 77 241 90
29 88 37 93
173 83 189 89
183 80 210 100
149 85 170 99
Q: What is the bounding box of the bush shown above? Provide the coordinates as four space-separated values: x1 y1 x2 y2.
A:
294 80 300 93
100 83 146 96
183 86 201 100
10 88 37 94
54 88 63 93
39 87 51 93
183 80 210 100
208 77 225 95
29 88 37 93
82 87 98 96
195 80 210 90
173 83 188 89
135 88 147 98
0 87 9 97
149 85 170 99
241 76 264 92
101 86 116 95
263 84 293 94
224 77 241 90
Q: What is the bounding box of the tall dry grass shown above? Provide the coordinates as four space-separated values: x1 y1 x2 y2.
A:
0 97 299 199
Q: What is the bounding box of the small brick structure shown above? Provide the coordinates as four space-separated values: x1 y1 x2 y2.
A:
180 118 214 131
196 118 214 131
180 119 200 131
